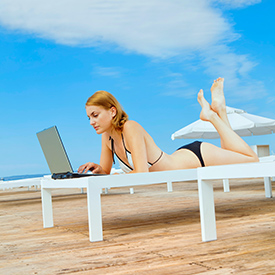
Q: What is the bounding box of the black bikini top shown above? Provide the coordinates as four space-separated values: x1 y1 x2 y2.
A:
109 134 163 172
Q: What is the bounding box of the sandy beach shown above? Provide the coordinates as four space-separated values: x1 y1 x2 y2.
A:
1 178 275 274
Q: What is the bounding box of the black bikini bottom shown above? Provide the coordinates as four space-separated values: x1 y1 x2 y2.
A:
177 141 205 167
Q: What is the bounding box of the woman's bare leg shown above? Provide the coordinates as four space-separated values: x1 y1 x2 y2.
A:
197 89 258 164
210 78 230 126
210 77 231 148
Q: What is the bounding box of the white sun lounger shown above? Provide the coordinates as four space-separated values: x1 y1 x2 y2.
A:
41 161 275 243
197 161 274 242
221 155 275 193
0 177 42 191
41 169 197 242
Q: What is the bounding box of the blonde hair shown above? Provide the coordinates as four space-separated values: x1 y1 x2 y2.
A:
86 90 128 131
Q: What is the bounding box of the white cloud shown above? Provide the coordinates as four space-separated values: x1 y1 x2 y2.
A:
92 66 122 78
200 44 265 101
0 0 235 58
266 96 275 104
0 0 264 102
202 45 257 79
213 0 261 9
165 73 188 89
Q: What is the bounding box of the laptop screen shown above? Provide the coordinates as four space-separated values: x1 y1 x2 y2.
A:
37 126 74 174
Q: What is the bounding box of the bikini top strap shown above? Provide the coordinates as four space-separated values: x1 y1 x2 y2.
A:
121 133 163 166
150 151 164 166
109 136 115 164
121 133 129 158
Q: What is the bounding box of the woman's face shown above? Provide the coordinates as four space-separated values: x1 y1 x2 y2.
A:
86 105 115 134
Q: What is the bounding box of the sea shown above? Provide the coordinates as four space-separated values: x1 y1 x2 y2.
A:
0 174 49 181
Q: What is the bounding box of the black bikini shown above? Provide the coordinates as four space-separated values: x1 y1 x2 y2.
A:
177 141 205 167
110 134 205 171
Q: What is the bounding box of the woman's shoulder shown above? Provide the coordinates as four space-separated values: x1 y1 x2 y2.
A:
123 120 147 140
123 120 144 132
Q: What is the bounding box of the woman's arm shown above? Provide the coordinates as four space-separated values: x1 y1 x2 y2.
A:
99 133 113 174
123 121 150 173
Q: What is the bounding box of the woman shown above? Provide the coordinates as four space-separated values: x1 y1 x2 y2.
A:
78 78 259 174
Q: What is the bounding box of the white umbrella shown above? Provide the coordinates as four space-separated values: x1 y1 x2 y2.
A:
171 106 275 140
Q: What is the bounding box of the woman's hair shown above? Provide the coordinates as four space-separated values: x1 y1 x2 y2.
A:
86 90 128 131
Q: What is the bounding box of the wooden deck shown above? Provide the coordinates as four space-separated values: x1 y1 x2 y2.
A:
1 178 275 274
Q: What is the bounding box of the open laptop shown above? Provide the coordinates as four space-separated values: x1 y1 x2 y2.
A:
37 126 104 179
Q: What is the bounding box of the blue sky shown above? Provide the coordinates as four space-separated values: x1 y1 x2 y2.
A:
1 0 275 178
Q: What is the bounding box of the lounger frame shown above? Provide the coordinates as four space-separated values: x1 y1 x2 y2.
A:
41 162 274 242
0 178 42 191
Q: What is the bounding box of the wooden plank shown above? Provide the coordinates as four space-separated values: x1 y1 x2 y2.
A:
0 179 274 274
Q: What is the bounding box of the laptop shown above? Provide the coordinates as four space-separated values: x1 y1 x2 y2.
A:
37 126 104 179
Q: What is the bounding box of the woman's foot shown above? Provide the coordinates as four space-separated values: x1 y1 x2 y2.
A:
211 77 226 115
197 89 215 122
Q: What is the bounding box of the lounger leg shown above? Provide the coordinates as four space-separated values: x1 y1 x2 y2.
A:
167 182 173 192
41 188 54 228
264 177 272 198
198 179 217 242
87 184 103 242
223 179 230 192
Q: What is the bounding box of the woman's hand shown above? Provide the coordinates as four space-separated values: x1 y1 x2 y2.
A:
78 162 105 174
